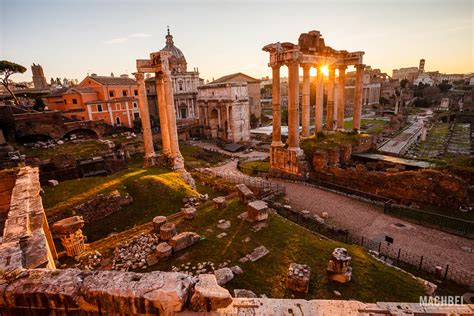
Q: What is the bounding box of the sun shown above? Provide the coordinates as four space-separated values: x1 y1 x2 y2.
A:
321 65 329 77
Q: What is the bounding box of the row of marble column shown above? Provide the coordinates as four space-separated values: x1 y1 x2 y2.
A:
271 63 364 151
134 71 183 168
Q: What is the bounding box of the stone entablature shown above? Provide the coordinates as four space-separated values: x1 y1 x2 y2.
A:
0 167 56 271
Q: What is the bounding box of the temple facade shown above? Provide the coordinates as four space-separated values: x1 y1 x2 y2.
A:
145 28 203 123
263 30 364 178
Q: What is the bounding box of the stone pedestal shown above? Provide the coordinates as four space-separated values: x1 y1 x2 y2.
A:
213 196 227 209
160 223 177 241
236 184 255 204
286 263 310 293
183 207 197 220
156 242 172 259
52 216 86 257
169 232 200 252
247 200 269 221
327 248 352 283
153 216 167 232
269 146 309 179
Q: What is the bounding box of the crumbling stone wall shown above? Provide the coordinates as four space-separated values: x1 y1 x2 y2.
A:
0 170 17 229
313 153 468 209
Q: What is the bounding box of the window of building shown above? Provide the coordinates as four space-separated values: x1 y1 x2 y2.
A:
133 112 140 119
63 99 67 104
116 116 121 126
109 90 115 97
133 102 138 108
122 90 127 97
134 89 138 96
72 98 77 104
116 103 121 110
179 82 183 91
97 104 103 112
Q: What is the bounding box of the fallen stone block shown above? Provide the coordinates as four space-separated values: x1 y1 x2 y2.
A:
247 246 270 262
214 267 234 285
169 232 200 252
286 263 310 293
190 274 233 312
236 184 255 204
247 200 269 221
234 289 257 298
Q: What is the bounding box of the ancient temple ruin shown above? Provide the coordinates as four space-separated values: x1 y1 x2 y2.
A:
135 50 195 187
263 30 365 178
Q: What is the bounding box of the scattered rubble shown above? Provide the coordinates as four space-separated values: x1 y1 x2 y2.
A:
286 263 310 293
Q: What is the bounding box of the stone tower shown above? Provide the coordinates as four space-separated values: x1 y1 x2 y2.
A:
31 63 48 89
419 59 425 73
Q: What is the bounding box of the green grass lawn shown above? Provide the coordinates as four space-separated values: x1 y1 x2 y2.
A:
344 119 388 134
147 198 427 302
239 160 270 176
20 140 109 160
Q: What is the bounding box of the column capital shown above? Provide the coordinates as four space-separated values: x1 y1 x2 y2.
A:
355 64 366 70
301 64 311 70
271 63 282 70
133 72 145 81
337 65 347 72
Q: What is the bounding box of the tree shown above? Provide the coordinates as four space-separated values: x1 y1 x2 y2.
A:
438 82 452 93
400 79 409 88
0 60 27 105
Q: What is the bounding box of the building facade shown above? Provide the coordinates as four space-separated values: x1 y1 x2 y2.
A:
392 67 419 83
344 66 383 114
197 82 250 143
145 29 203 123
210 73 261 125
44 74 140 128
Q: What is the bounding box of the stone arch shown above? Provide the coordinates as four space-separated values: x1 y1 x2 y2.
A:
209 108 219 139
62 128 99 140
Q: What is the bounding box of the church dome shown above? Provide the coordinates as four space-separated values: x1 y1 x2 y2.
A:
162 28 185 60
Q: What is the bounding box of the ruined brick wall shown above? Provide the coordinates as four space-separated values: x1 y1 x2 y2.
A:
313 157 467 209
0 170 18 228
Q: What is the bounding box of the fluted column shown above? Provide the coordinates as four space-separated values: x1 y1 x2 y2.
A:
271 65 283 147
326 66 336 131
134 72 155 167
163 70 184 169
315 66 324 134
353 64 365 131
287 62 300 150
337 65 347 130
301 65 310 137
155 74 171 156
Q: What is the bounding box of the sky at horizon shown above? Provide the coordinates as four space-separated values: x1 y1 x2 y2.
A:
1 0 473 83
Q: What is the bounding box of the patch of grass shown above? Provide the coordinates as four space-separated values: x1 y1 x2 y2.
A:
147 198 426 302
344 119 388 134
239 160 270 176
180 143 227 169
301 132 361 161
20 140 109 160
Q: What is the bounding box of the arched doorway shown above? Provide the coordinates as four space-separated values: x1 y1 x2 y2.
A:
179 103 188 119
116 117 121 126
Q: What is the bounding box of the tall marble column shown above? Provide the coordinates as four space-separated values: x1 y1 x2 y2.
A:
271 65 283 147
287 62 300 150
326 66 336 131
301 65 311 137
163 70 184 169
134 72 155 167
315 66 324 134
353 64 365 131
337 65 347 130
155 74 171 156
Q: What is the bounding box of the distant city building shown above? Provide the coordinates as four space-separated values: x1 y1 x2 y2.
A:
31 63 48 89
345 66 383 113
414 73 434 86
210 73 261 124
392 66 419 83
145 28 203 121
44 74 140 128
197 82 250 143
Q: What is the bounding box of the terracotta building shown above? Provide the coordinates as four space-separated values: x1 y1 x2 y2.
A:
44 74 140 128
145 28 203 122
197 82 250 143
210 73 261 125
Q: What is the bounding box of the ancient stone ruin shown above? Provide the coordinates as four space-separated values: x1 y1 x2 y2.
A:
246 200 269 222
51 216 86 257
236 183 255 204
327 248 352 283
286 263 311 293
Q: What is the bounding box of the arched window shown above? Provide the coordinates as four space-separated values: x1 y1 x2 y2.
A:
116 116 121 126
179 82 183 91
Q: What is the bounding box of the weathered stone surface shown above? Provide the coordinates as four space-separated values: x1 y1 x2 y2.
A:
213 196 227 209
247 200 269 221
160 223 177 241
327 248 352 283
217 219 231 230
47 179 59 187
230 265 243 275
247 245 270 262
286 263 310 293
190 274 233 312
182 207 196 220
52 216 86 257
153 216 167 232
214 267 234 285
236 183 255 204
169 232 200 252
156 242 173 259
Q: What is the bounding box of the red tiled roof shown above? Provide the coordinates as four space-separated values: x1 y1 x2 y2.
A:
89 76 136 86
211 72 260 84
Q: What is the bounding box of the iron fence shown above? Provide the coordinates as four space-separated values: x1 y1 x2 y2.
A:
270 202 474 287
